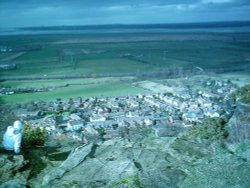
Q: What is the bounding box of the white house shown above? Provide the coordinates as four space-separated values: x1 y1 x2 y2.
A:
108 101 119 108
126 111 139 118
203 101 212 108
70 114 82 121
204 110 220 118
127 100 139 108
182 112 198 122
67 120 84 131
90 116 106 122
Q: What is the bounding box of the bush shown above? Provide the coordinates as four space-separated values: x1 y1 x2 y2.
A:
22 122 46 148
230 84 250 104
186 117 228 141
111 175 143 188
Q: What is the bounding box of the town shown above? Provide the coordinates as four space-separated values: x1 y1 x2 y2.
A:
11 77 237 143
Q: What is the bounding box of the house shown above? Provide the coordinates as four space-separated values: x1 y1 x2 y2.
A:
0 47 12 52
179 102 188 112
197 97 205 104
163 97 173 104
67 120 84 131
70 114 82 121
29 116 56 133
215 81 222 87
108 112 125 120
189 102 198 109
202 92 212 98
83 125 99 135
28 110 41 118
62 104 71 111
70 132 83 141
137 94 143 99
172 100 180 108
182 121 193 127
204 109 220 118
90 115 106 122
151 124 173 137
217 88 224 94
45 125 56 132
43 116 56 128
103 129 120 139
56 115 69 127
182 111 198 122
127 100 139 108
203 101 212 108
108 101 119 108
182 93 191 100
15 108 28 118
144 118 153 126
126 111 139 118
0 64 16 70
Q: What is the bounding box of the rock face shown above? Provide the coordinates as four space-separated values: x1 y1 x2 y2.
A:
37 134 250 188
42 144 93 187
2 129 250 188
0 154 29 188
40 137 189 188
227 102 250 143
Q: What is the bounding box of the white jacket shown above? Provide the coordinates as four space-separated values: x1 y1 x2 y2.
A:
3 126 22 153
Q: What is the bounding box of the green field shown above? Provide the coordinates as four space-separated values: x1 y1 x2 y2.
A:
1 78 145 104
1 33 250 77
1 32 250 103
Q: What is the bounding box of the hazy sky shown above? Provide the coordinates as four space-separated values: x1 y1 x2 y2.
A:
0 0 250 28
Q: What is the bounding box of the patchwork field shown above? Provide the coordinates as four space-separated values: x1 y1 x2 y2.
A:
1 32 250 103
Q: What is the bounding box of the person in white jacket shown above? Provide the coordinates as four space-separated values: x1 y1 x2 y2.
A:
3 120 23 154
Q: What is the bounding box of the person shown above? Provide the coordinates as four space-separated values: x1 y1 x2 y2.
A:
3 120 23 154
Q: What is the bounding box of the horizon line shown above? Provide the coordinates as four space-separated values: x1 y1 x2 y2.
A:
9 20 250 30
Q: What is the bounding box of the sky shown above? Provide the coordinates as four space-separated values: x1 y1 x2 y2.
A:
0 0 250 28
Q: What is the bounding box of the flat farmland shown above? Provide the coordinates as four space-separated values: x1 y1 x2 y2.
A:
1 33 250 77
1 77 145 104
1 32 250 103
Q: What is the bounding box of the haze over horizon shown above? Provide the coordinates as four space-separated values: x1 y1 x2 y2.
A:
1 0 250 28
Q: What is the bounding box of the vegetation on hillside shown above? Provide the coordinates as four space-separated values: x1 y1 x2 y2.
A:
111 175 143 188
186 117 228 141
22 122 46 148
230 84 250 104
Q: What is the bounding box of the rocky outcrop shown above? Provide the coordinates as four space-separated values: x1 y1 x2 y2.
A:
2 130 249 188
0 154 29 188
42 143 93 187
227 102 250 143
39 136 197 188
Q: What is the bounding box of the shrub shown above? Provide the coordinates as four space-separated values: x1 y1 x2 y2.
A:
186 117 228 141
111 175 143 188
230 84 250 104
22 122 46 148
